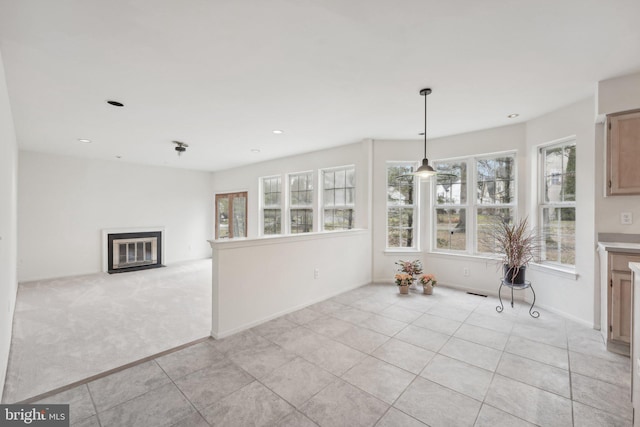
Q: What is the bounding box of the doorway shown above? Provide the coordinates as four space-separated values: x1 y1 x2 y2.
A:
215 192 248 239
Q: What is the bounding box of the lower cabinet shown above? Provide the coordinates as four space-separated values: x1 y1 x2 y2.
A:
609 253 640 350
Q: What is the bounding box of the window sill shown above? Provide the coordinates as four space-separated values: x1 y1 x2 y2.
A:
528 263 578 280
384 248 421 255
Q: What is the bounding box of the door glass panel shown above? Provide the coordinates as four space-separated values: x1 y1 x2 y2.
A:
233 196 247 238
217 198 229 238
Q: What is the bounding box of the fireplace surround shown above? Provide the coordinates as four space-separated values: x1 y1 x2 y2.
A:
103 228 165 273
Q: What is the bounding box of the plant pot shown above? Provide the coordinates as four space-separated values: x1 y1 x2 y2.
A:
399 284 409 294
423 283 433 295
409 280 418 290
503 265 526 285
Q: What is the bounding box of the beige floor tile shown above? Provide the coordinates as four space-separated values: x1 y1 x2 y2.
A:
412 313 462 335
504 335 568 369
301 380 388 427
342 356 416 404
439 337 502 371
394 377 481 427
375 408 427 427
173 358 253 410
88 360 171 412
155 340 224 380
261 357 336 408
484 375 572 427
98 383 195 427
335 325 389 353
394 325 449 352
372 338 435 374
201 381 293 426
474 404 536 427
571 372 632 420
454 323 509 350
420 354 492 401
572 401 632 427
496 352 570 398
35 385 96 425
570 350 631 388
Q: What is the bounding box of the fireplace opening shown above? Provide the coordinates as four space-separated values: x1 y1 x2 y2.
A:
107 231 164 273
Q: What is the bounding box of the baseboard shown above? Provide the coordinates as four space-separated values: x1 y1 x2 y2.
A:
211 281 370 339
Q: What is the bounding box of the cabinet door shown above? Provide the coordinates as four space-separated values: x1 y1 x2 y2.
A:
607 110 640 195
611 270 632 343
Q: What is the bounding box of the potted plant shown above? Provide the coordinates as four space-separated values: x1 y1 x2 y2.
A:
395 273 413 294
489 217 539 285
419 274 437 295
395 260 423 287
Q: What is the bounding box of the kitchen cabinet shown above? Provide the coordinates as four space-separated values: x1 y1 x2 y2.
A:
607 109 640 195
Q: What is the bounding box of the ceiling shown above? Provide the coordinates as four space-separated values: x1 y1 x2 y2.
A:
1 0 639 172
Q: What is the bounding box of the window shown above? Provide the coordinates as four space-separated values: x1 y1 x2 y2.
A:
261 176 282 235
387 163 418 248
475 156 516 253
434 161 467 251
322 166 355 231
289 172 313 234
540 141 576 265
433 153 516 254
215 192 247 239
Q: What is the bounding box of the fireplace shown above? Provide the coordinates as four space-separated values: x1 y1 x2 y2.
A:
106 230 164 274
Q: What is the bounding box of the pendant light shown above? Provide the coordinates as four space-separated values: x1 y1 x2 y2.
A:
414 88 437 179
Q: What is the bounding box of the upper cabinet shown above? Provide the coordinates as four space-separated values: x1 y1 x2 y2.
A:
607 109 640 195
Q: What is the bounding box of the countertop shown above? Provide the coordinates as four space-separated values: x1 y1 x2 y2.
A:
598 241 640 254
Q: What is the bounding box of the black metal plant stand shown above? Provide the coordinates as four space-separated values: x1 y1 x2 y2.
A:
496 279 540 318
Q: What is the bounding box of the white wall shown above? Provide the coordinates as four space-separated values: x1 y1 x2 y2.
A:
372 124 527 292
211 141 372 238
210 230 371 338
18 152 213 281
524 97 596 325
597 71 640 117
0 49 18 401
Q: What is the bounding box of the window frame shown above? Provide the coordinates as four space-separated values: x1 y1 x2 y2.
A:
538 138 577 267
259 175 283 236
320 165 356 231
431 151 517 256
287 170 315 234
385 161 420 251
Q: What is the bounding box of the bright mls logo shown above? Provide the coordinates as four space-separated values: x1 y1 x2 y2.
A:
0 405 69 426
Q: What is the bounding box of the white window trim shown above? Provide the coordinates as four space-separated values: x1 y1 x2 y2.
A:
537 137 577 268
320 165 356 231
431 150 518 257
385 161 420 251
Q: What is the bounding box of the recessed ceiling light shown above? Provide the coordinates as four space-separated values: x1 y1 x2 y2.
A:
251 148 261 153
107 100 124 107
78 138 92 143
507 113 519 119
272 130 284 134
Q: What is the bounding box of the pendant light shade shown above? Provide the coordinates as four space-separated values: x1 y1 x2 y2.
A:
414 88 437 179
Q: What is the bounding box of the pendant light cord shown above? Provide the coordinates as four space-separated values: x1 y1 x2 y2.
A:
424 91 427 159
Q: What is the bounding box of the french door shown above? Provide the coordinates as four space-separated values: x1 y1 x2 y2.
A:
215 192 247 239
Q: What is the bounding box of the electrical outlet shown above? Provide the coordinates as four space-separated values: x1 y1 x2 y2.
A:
463 267 470 277
314 268 319 279
621 212 633 225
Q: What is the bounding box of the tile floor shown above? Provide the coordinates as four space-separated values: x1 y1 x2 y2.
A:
34 283 632 426
3 259 212 403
